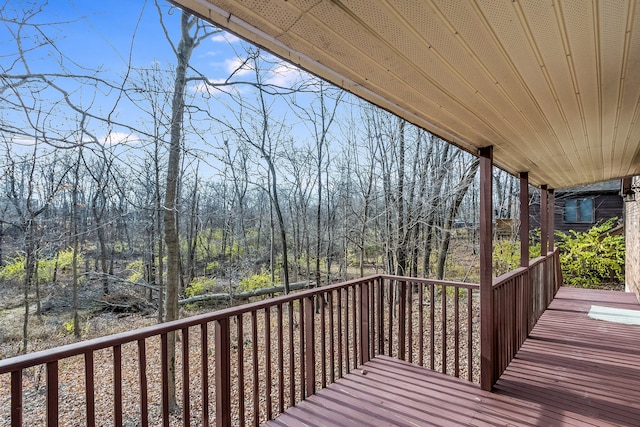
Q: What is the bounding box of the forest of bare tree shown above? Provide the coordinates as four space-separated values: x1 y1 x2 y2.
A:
0 0 524 364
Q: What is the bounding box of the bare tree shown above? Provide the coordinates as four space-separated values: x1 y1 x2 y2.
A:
156 4 219 412
3 140 69 353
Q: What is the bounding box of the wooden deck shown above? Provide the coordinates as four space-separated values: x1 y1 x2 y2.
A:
264 287 640 426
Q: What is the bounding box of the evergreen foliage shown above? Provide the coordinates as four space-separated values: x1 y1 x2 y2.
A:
555 219 625 288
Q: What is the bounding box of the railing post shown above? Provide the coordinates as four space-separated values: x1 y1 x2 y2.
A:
519 172 530 268
520 172 532 344
360 281 370 364
479 146 494 391
11 370 22 427
304 296 315 398
47 361 59 427
215 318 231 427
548 189 555 252
377 277 384 355
540 185 548 256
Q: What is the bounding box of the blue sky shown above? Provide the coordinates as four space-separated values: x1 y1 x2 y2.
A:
1 0 346 179
36 0 236 82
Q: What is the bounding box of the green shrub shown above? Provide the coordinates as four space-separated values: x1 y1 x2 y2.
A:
492 237 542 277
555 219 624 288
493 240 520 276
125 260 145 283
185 276 217 298
0 256 26 282
0 247 83 284
237 270 272 293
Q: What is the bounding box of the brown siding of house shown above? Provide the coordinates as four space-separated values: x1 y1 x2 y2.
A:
529 192 623 234
626 177 640 301
554 194 623 233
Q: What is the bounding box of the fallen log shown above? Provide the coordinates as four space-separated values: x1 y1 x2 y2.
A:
178 280 312 305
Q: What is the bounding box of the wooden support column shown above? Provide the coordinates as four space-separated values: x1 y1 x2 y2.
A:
540 185 548 256
548 190 555 252
519 172 530 267
479 146 494 391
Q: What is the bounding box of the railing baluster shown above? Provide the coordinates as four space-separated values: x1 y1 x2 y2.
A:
160 333 169 427
200 323 209 427
114 344 122 427
513 278 518 358
138 339 148 427
320 292 327 388
182 328 190 427
252 310 259 426
369 279 375 359
454 287 460 378
277 304 284 414
264 307 272 419
407 281 413 364
46 360 58 427
351 286 357 367
377 278 384 355
442 285 447 374
360 281 370 364
419 282 424 367
287 301 294 406
304 296 315 398
388 282 393 358
467 289 473 382
237 315 245 426
298 300 305 401
344 288 349 372
215 317 231 427
328 291 335 383
84 351 95 427
337 290 343 378
11 370 22 427
398 280 407 361
430 284 435 370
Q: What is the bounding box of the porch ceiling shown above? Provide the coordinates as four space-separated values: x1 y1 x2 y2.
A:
170 0 640 189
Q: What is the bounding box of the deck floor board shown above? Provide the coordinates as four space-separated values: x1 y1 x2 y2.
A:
264 287 640 426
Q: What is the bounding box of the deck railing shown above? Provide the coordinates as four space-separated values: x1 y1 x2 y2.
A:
0 275 479 426
0 251 561 426
491 248 561 381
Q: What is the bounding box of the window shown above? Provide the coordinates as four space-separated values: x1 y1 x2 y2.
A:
564 198 594 223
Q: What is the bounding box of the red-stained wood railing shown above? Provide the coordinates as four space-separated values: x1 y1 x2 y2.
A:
375 276 480 382
491 248 562 383
0 274 481 426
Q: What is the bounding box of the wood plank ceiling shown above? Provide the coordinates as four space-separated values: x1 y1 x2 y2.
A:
169 0 640 189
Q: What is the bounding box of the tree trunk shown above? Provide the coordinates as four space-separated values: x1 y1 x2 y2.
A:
163 10 197 414
72 152 81 338
436 158 480 280
396 120 407 276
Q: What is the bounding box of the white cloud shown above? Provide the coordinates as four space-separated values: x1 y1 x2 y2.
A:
266 61 308 87
211 33 242 44
101 132 140 145
224 57 254 76
190 78 227 94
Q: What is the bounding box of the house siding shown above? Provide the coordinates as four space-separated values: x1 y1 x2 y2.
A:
530 193 623 233
626 176 640 301
554 194 623 233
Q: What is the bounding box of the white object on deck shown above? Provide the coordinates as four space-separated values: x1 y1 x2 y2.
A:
588 305 640 325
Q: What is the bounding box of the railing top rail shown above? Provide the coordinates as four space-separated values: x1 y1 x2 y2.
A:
492 267 528 288
529 248 559 268
0 271 495 373
379 274 480 290
0 274 384 373
492 249 558 288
